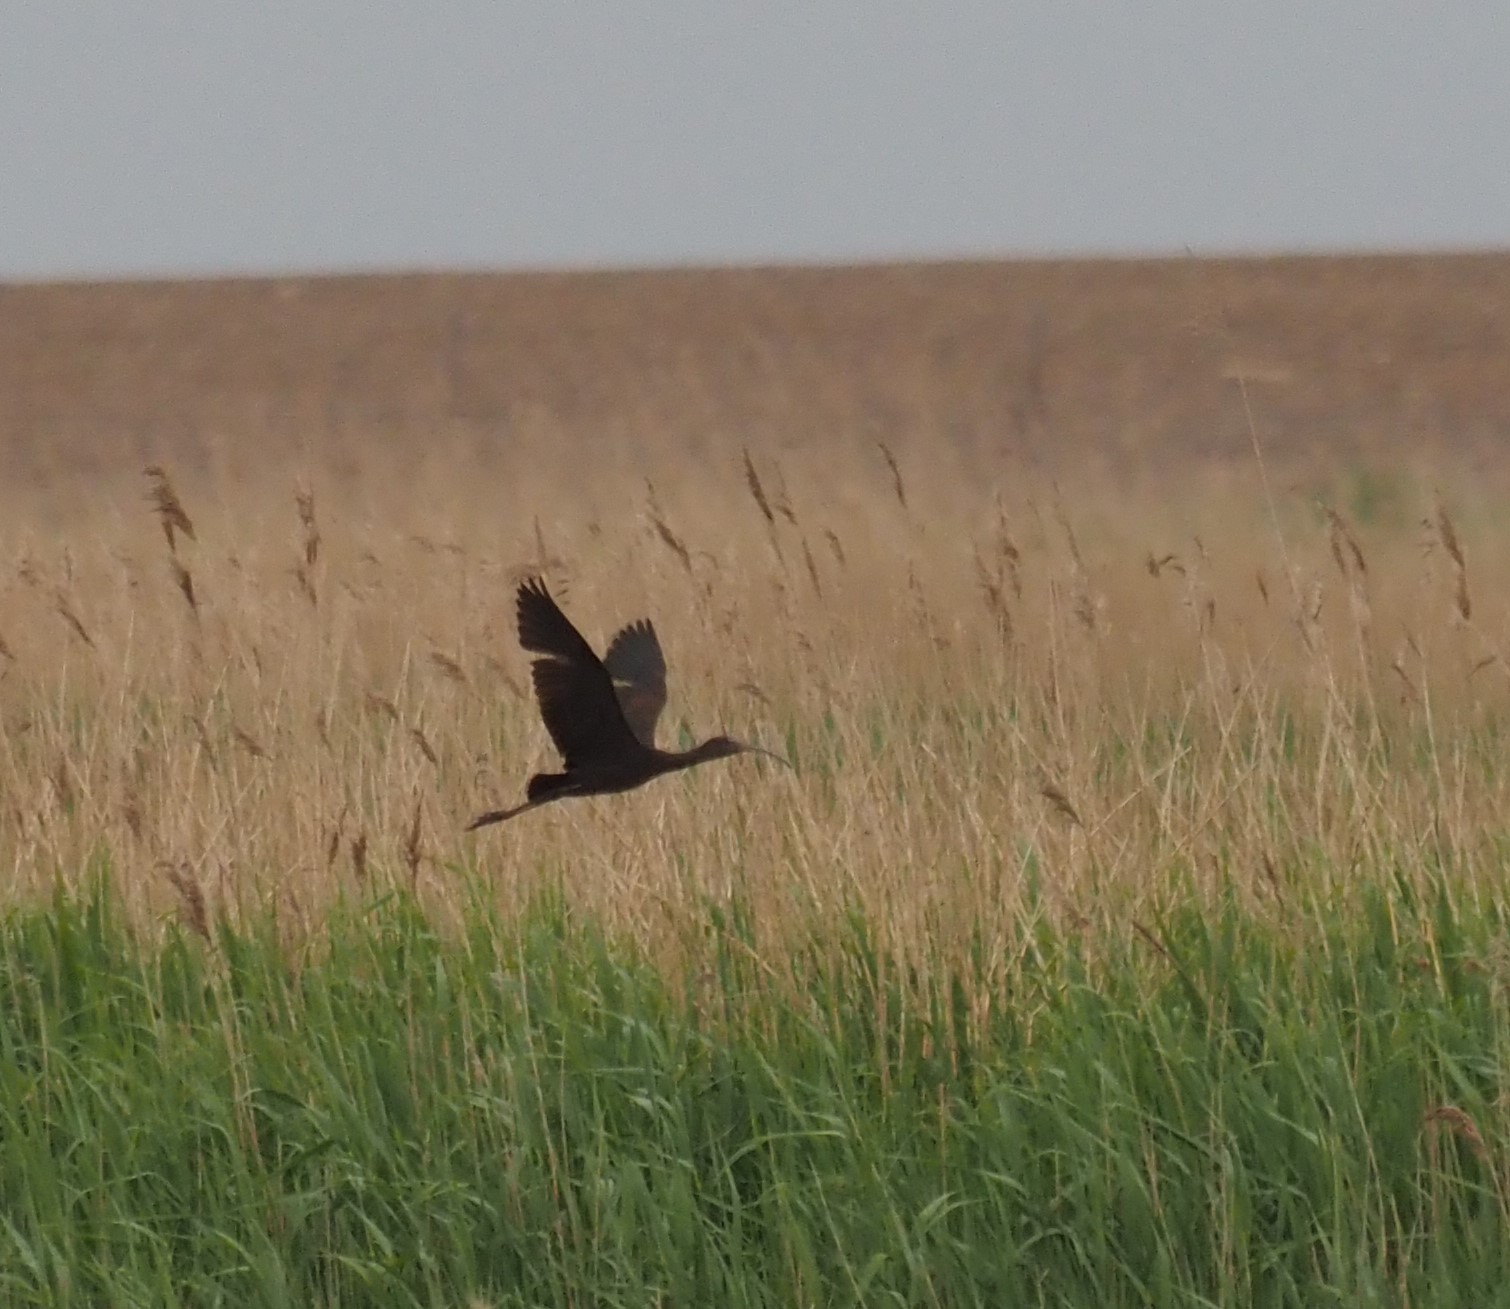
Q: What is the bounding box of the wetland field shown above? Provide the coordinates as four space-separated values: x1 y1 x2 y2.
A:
2 255 1509 1305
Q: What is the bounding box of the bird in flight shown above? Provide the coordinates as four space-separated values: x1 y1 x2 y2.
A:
467 577 791 829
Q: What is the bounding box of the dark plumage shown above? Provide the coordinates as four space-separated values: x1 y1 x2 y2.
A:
603 617 667 747
467 577 790 829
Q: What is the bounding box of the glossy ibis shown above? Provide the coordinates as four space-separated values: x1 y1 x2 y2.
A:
467 577 790 829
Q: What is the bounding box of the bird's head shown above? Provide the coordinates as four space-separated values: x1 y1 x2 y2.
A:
695 735 793 769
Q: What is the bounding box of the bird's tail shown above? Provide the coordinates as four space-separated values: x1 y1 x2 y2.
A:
526 772 575 803
465 772 577 832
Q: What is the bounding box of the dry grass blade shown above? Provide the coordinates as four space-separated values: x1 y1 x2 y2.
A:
51 757 78 813
144 465 196 553
1435 502 1465 571
163 863 211 942
325 804 348 868
973 547 1014 641
0 632 13 662
429 651 468 686
800 537 823 598
877 442 908 509
1131 920 1205 1002
1039 782 1083 827
296 487 321 567
171 558 199 617
122 792 144 841
1423 1105 1489 1166
649 514 693 573
1130 919 1175 965
231 724 266 758
1259 854 1282 900
1290 578 1325 654
1390 652 1419 702
293 563 318 607
1433 501 1471 621
350 832 369 882
410 726 438 766
640 480 691 573
403 796 424 888
54 592 95 649
1053 494 1086 573
411 533 464 557
742 448 775 527
994 508 1022 599
364 693 399 722
823 528 847 568
904 563 935 643
770 461 799 527
189 714 218 767
1322 504 1367 578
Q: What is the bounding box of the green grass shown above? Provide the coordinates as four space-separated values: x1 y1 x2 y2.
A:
1 868 1508 1307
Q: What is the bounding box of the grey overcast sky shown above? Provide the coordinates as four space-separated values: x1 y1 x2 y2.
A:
4 5 1508 280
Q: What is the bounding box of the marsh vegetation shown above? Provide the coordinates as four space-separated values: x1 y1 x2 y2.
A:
1 385 1508 1303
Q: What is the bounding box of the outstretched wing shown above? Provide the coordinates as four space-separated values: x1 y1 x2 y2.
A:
603 618 668 747
515 577 641 768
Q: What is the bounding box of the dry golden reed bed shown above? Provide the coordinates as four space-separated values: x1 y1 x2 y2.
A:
0 420 1507 976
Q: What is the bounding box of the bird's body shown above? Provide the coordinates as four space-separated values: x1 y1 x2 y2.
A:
467 577 788 829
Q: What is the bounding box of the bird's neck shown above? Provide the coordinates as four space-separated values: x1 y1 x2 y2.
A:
667 740 721 771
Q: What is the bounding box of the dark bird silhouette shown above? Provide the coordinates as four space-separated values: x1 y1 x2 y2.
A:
467 577 791 829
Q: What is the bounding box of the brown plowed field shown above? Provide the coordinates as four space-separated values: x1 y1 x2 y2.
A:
3 253 1508 493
